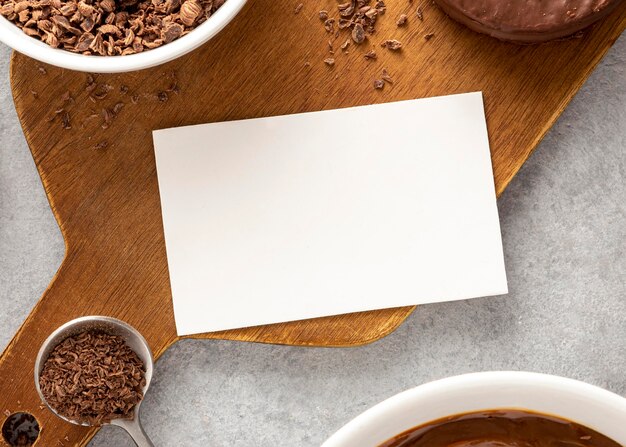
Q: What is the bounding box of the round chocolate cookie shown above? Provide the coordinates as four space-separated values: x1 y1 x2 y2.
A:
434 0 623 43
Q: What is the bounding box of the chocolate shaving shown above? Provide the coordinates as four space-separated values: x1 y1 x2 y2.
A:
60 90 73 103
351 23 365 43
423 32 434 40
38 331 146 425
381 68 393 83
373 79 384 89
61 111 71 129
324 18 335 33
396 13 407 26
101 107 113 128
294 2 303 14
364 49 377 60
113 102 124 114
416 6 423 20
323 57 335 66
319 10 328 20
381 39 402 50
338 0 355 17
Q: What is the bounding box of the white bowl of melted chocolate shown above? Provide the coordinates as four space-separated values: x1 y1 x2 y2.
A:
323 371 626 447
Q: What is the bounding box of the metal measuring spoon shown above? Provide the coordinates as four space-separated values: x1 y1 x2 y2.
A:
34 316 155 447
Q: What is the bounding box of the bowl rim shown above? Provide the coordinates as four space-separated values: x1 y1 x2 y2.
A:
0 0 247 73
322 371 626 447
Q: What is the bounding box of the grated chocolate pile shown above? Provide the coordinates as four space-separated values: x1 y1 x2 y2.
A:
320 0 387 44
0 0 226 55
39 331 146 425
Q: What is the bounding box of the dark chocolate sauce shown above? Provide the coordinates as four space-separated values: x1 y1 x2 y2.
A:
378 410 623 447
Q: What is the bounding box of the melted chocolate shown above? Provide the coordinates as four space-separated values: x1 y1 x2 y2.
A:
378 410 623 447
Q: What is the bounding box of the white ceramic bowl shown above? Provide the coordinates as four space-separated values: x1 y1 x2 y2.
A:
0 0 247 73
323 371 626 447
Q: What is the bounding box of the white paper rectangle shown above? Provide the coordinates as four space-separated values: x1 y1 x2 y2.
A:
153 92 507 336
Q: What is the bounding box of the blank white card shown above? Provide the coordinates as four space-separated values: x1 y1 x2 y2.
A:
153 92 507 336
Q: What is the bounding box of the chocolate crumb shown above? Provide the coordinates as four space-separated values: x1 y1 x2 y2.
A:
131 94 140 104
374 79 384 89
324 57 335 66
416 6 423 20
3 409 10 417
120 85 129 95
396 14 408 26
338 1 354 17
381 68 393 83
38 66 46 74
364 50 377 60
352 23 365 44
328 40 334 54
324 18 335 33
61 111 71 130
94 141 109 150
424 32 434 40
341 39 350 51
304 61 311 67
113 102 125 114
294 3 303 14
31 91 38 98
60 90 73 103
90 84 111 100
101 108 112 129
85 82 97 95
381 39 402 50
157 91 169 102
319 10 329 20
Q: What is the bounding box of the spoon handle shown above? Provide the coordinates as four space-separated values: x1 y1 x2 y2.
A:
113 416 155 447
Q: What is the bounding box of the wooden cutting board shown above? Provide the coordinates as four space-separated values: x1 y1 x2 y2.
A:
2 0 624 443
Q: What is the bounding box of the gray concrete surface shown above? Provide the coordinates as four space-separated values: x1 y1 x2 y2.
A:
1 33 625 446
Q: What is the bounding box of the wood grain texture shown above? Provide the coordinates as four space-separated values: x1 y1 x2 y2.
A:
2 0 625 444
